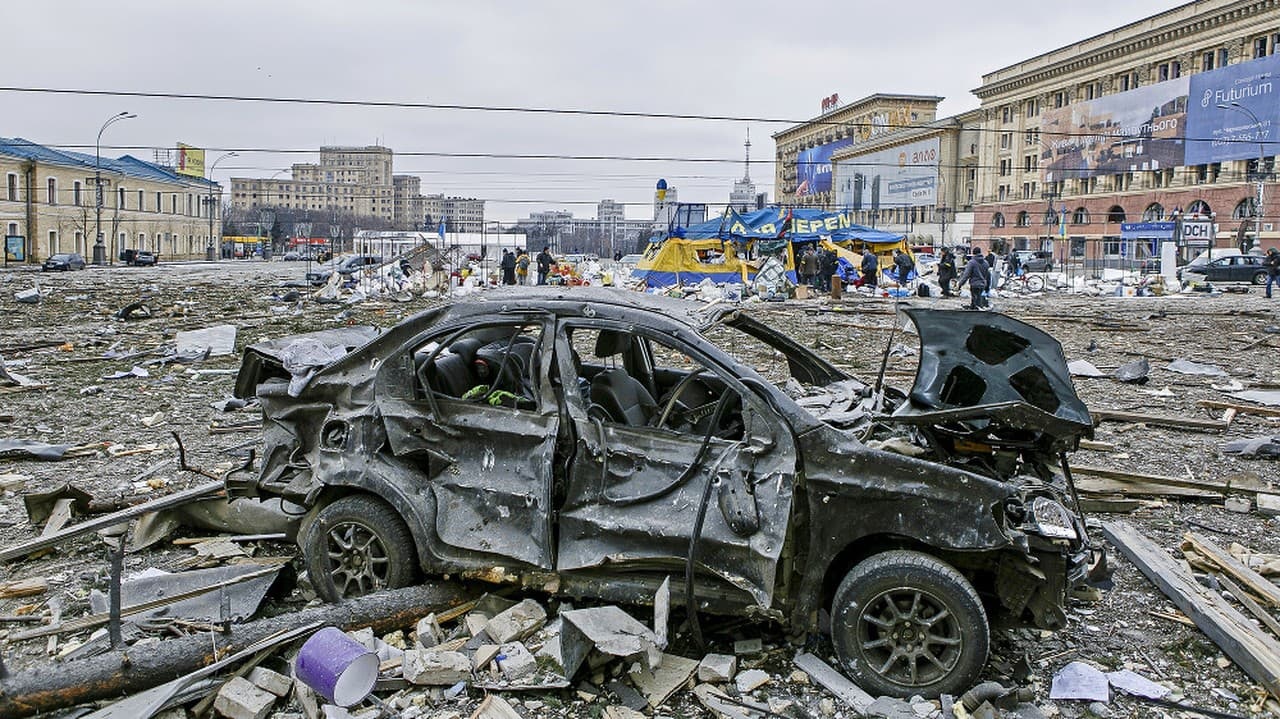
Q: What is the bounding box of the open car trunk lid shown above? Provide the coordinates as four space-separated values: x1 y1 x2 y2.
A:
233 326 382 399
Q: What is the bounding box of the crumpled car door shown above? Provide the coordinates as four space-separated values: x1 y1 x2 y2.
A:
376 320 557 570
553 321 796 609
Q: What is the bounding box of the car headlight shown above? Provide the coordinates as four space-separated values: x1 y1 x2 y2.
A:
1031 497 1078 540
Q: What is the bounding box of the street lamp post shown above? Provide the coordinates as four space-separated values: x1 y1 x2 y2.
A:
1217 101 1268 252
92 112 135 266
205 152 238 261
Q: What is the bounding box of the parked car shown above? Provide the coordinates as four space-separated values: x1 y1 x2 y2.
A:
306 254 383 285
233 288 1102 698
42 253 86 271
132 250 158 267
1180 253 1270 284
1013 250 1053 272
615 253 644 269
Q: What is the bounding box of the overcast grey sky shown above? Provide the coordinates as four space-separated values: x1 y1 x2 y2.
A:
4 0 1179 221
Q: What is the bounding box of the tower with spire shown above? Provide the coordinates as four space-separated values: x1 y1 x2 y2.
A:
729 128 759 212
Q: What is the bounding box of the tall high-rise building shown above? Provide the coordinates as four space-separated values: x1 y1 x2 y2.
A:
729 129 758 212
597 199 625 222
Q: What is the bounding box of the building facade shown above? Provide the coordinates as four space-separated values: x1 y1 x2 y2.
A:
971 0 1280 261
597 199 625 222
772 94 944 208
2 137 221 263
429 195 486 233
233 146 406 227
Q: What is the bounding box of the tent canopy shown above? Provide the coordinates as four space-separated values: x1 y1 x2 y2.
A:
677 207 907 245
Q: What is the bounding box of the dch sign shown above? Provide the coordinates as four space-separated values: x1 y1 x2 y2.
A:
1180 219 1215 243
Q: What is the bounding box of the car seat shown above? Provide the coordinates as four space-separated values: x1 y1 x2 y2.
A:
415 337 484 398
590 369 657 427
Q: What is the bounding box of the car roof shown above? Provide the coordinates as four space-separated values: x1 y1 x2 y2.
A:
424 287 730 331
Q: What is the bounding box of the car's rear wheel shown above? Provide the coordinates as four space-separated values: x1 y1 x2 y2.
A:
303 494 417 602
831 550 988 698
1253 270 1268 285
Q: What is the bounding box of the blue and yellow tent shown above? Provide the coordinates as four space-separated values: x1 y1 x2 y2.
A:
631 207 907 288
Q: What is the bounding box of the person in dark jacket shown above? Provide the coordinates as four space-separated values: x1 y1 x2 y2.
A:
957 250 990 310
536 247 553 285
818 248 837 292
1265 247 1280 299
500 249 517 285
892 249 915 284
800 247 819 288
937 248 957 297
860 249 879 289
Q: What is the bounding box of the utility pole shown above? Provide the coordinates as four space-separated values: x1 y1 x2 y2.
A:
1218 101 1269 252
205 152 238 261
92 112 135 266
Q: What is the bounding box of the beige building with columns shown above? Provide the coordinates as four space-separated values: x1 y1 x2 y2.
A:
1 137 221 263
971 0 1280 260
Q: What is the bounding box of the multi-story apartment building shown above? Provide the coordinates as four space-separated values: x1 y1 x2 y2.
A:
597 199 626 223
429 195 486 233
772 94 944 208
1 137 221 263
393 175 426 229
972 0 1279 260
830 110 984 247
232 145 400 225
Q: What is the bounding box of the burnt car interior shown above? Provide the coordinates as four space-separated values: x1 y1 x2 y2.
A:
413 324 541 409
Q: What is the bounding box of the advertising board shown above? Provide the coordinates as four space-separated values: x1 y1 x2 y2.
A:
176 143 205 178
833 136 940 211
796 138 854 197
1186 53 1280 164
1042 79 1188 181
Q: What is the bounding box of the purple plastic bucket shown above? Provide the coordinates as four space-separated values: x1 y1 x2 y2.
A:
293 627 379 706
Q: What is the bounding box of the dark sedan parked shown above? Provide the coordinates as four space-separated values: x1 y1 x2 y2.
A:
1182 253 1269 284
42 253 86 271
233 289 1103 697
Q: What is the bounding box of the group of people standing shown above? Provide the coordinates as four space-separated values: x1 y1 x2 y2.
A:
498 247 557 285
799 246 839 292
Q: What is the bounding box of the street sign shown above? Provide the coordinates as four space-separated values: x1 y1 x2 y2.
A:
1180 219 1214 242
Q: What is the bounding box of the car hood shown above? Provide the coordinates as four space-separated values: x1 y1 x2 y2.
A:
887 308 1093 451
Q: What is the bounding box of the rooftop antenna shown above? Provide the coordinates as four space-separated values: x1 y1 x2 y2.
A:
743 128 751 182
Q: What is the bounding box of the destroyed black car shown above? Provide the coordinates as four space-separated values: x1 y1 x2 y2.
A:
233 288 1101 697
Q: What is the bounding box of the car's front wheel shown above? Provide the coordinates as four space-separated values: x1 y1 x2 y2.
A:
831 550 988 698
303 494 417 602
1253 270 1269 285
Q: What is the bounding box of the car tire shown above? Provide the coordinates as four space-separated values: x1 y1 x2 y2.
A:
1253 271 1268 285
830 550 988 698
303 494 417 602
1026 275 1046 292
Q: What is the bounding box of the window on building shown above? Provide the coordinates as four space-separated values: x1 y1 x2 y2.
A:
1218 47 1230 67
49 229 58 254
1234 198 1258 219
1171 61 1181 79
74 181 82 206
119 187 126 208
1072 207 1089 224
1131 72 1140 89
1016 211 1030 227
1024 155 1037 172
156 192 162 212
138 233 146 250
1044 209 1058 227
1024 99 1039 118
1120 74 1130 92
1103 238 1123 256
991 212 1006 228
1053 91 1067 108
47 178 56 205
1158 63 1169 82
187 194 193 216
1142 203 1164 221
1255 36 1269 59
1203 50 1216 71
1187 199 1212 216
6 222 17 236
1024 130 1039 147
1021 182 1036 200
998 185 1009 201
6 173 17 201
999 158 1011 176
138 189 144 211
1273 33 1280 55
1106 206 1126 223
1193 164 1208 184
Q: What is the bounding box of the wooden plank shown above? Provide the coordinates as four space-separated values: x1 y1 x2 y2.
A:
0 482 224 563
1071 465 1277 498
1074 477 1218 499
1198 400 1280 418
0 577 47 599
1184 533 1280 610
1102 521 1280 699
1218 574 1280 639
1090 409 1227 432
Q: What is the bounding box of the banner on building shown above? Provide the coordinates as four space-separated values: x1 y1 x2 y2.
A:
176 143 205 178
1042 78 1189 181
796 138 854 196
833 137 940 211
1185 53 1280 164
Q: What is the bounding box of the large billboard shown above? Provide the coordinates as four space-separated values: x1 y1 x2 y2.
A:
176 143 205 178
1186 53 1280 164
833 136 940 211
1042 78 1188 180
796 138 853 197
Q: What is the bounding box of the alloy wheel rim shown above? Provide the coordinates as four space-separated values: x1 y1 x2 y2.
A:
852 586 964 688
325 521 390 597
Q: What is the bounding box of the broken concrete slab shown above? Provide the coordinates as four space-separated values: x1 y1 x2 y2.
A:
558 606 662 679
1049 661 1110 702
483 598 546 644
176 325 237 357
15 288 40 304
1257 493 1280 517
734 668 770 693
415 613 444 649
87 563 280 624
1067 359 1106 377
629 653 699 709
247 666 293 698
697 653 737 683
213 676 276 719
474 644 501 670
402 649 471 685
732 638 763 655
496 642 537 680
793 652 874 713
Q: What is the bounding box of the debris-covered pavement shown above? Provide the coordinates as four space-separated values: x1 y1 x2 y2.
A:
1 260 1279 718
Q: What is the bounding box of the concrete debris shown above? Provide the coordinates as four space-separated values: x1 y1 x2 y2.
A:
629 653 698 709
213 676 277 719
1049 661 1110 702
558 606 662 678
403 649 471 685
102 365 150 380
1067 359 1106 377
247 666 293 697
495 642 537 680
483 598 547 644
1112 358 1150 384
415 613 444 648
1230 389 1280 407
1167 358 1228 376
734 668 771 693
732 637 763 655
697 653 737 683
15 287 41 304
1222 435 1280 459
176 325 238 357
